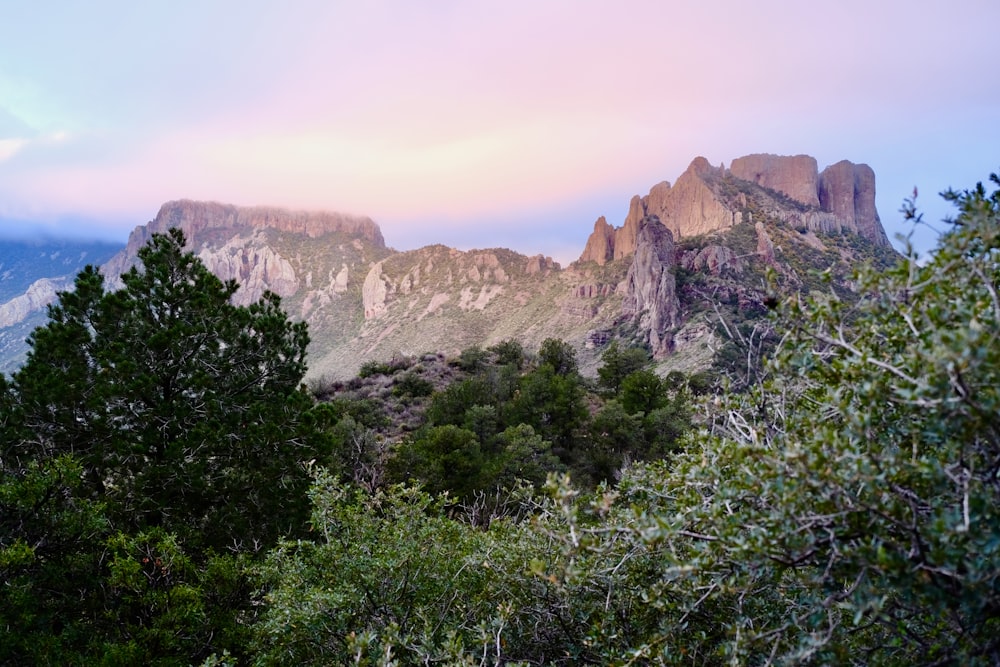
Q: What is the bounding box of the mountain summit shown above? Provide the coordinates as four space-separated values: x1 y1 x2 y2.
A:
0 154 897 378
580 154 889 267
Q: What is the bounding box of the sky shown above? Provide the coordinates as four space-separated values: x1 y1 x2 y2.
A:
1 0 997 264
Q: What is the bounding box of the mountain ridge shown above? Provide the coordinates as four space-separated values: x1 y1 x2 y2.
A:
0 153 897 378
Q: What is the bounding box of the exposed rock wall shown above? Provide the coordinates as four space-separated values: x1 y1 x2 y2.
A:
680 245 745 275
756 222 776 265
363 261 389 320
730 154 821 207
654 158 734 239
197 232 300 306
819 161 890 247
0 277 67 327
613 196 645 260
104 200 385 281
578 153 892 265
621 218 680 357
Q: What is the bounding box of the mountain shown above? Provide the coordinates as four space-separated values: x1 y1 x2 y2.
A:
0 154 897 379
0 239 123 373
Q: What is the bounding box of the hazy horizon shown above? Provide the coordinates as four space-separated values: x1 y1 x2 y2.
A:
2 1 997 264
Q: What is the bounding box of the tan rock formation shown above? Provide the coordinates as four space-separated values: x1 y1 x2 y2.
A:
104 200 384 281
613 196 645 260
819 161 890 247
525 254 558 274
680 245 745 275
363 261 390 320
755 222 777 265
730 154 821 207
621 218 680 357
656 158 733 239
642 181 672 224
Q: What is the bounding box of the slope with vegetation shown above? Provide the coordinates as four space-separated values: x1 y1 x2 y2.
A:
1 172 997 665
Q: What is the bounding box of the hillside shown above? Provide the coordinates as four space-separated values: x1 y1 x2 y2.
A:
0 239 122 373
0 153 898 379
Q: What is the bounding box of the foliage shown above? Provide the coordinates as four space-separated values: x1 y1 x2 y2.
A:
588 173 1000 663
537 337 579 376
252 470 731 665
391 371 435 398
597 341 650 394
0 229 325 663
509 362 588 460
488 338 526 369
253 472 505 665
4 229 326 550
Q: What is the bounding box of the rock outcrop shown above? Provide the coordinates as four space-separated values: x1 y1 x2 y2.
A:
651 158 734 239
363 261 390 320
613 196 645 260
577 153 892 265
819 161 890 247
755 222 777 265
197 232 300 306
680 245 745 275
103 200 385 281
577 216 615 265
730 154 821 208
621 218 680 357
0 277 68 327
525 254 559 275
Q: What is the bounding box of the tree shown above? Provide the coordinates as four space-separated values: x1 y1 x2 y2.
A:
0 228 328 663
5 228 325 549
619 369 667 415
597 341 650 394
510 363 588 461
537 337 579 376
606 174 1000 663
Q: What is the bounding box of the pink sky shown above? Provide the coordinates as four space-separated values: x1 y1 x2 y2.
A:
1 0 997 262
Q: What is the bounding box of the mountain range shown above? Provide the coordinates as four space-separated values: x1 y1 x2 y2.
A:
0 153 898 378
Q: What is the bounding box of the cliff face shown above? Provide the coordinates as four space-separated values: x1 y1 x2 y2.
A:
1 152 899 379
730 154 821 208
819 161 890 247
0 278 68 328
103 200 385 281
577 153 892 264
621 218 680 357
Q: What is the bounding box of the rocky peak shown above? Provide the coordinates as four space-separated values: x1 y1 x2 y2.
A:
578 216 616 265
578 153 892 265
654 158 735 239
729 154 821 207
614 195 645 260
103 200 386 281
621 217 680 357
818 161 890 247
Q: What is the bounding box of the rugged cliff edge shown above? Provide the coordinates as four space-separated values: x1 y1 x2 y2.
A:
580 153 891 265
1 153 899 379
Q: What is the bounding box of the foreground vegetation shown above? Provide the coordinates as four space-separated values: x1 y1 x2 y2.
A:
2 174 998 664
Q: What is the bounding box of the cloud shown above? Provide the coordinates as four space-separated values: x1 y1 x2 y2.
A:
0 0 997 261
0 139 28 162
